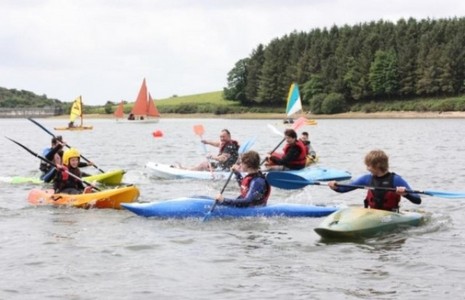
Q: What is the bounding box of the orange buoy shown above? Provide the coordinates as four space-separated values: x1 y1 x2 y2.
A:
152 130 163 138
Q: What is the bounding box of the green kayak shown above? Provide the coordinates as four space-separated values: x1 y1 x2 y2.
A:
0 169 125 185
314 207 426 239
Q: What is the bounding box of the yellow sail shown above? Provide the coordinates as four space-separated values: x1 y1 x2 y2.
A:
69 96 82 123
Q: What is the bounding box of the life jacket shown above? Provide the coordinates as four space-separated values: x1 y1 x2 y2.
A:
282 140 307 168
54 166 83 193
364 172 401 211
218 139 239 169
239 172 271 206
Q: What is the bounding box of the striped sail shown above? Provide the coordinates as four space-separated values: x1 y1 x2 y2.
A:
285 83 302 117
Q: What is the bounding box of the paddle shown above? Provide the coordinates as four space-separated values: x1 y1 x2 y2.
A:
266 172 465 199
203 137 256 221
5 137 100 191
193 124 213 174
27 117 106 173
260 116 308 165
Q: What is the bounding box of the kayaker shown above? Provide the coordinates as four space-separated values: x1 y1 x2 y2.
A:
188 129 240 171
54 148 93 194
265 129 307 170
39 136 66 182
328 149 421 212
300 131 317 166
215 151 271 207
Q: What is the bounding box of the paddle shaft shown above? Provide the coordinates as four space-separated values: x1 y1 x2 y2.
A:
6 137 100 191
27 118 105 173
334 182 427 196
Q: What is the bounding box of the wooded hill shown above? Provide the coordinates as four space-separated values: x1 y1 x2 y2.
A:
224 17 465 114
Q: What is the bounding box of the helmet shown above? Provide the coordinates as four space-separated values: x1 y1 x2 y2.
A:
62 148 80 165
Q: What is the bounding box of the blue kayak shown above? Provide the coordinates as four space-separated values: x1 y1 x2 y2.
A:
121 197 338 219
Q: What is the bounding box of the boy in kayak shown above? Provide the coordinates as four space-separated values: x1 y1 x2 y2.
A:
54 148 93 194
300 131 317 166
328 149 421 212
188 129 239 171
215 150 271 207
265 129 307 170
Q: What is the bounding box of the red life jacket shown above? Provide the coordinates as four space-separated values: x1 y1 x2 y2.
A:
365 172 401 211
239 172 271 206
282 140 307 168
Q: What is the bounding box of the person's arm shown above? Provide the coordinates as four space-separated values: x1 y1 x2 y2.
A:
393 175 422 204
329 174 372 193
202 140 220 147
221 178 267 207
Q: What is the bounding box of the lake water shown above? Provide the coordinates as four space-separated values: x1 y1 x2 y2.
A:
1 118 464 299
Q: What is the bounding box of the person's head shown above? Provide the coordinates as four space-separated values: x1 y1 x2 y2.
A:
219 129 231 143
51 135 63 146
240 150 260 170
300 131 309 141
284 129 297 144
62 148 80 167
364 149 389 174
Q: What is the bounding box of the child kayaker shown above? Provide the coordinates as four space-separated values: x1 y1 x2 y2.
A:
327 149 421 212
215 150 271 207
54 148 93 194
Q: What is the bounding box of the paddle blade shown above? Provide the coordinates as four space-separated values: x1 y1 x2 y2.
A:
266 172 318 190
267 124 284 137
292 117 308 131
422 189 465 199
239 137 256 154
193 124 205 136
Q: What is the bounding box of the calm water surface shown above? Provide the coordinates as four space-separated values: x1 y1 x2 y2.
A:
1 118 464 299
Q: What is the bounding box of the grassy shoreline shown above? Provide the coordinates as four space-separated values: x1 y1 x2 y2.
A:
62 111 465 119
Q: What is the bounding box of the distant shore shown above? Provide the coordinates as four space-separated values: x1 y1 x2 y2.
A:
65 111 465 119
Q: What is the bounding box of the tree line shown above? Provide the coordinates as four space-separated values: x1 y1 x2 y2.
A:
224 17 465 114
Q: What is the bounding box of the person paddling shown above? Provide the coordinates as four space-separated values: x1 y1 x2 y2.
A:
215 151 271 207
187 129 239 171
54 148 93 194
39 136 65 182
265 129 307 171
328 149 421 212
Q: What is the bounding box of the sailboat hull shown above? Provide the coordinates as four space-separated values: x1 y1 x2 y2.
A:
115 119 159 124
54 125 94 131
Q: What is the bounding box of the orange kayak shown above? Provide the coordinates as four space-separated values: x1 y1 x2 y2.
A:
27 185 139 209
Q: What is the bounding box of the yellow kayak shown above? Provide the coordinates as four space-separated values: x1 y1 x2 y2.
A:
27 185 139 209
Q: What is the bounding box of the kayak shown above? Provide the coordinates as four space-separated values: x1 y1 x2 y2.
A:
121 197 338 219
27 185 140 209
314 207 425 239
0 169 125 186
84 169 125 185
145 162 351 182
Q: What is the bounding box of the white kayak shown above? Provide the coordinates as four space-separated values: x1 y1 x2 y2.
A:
145 162 352 182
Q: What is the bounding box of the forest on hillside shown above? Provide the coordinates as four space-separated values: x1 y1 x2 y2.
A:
224 17 465 114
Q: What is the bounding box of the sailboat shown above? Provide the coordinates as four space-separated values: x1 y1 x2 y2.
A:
114 101 125 120
119 78 160 123
54 96 93 131
283 83 316 126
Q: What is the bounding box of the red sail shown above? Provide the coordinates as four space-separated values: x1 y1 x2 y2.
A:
131 78 148 116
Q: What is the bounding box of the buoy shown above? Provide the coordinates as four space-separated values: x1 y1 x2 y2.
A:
152 130 163 138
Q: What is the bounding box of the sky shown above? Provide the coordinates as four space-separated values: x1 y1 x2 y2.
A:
1 0 465 105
